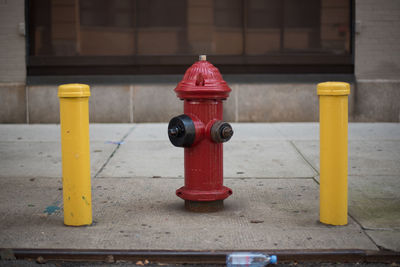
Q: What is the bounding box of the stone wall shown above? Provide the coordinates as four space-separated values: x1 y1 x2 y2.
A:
354 0 400 121
0 0 26 123
0 0 26 82
23 74 354 123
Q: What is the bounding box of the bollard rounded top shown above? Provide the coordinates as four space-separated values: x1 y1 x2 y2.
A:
58 83 90 98
317 82 350 96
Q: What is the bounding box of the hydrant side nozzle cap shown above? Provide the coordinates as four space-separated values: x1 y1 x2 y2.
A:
58 83 90 98
317 82 350 96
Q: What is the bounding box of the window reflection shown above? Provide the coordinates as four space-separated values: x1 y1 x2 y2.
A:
30 0 350 57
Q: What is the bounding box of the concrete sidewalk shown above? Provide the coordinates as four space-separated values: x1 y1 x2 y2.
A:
0 123 399 252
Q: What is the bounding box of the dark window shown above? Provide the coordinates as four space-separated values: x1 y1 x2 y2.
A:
28 0 353 75
247 0 281 28
214 0 243 28
80 0 136 28
137 0 185 28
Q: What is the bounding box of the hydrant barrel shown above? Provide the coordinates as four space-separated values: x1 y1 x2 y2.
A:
318 82 350 226
169 56 233 212
182 100 226 192
58 84 92 226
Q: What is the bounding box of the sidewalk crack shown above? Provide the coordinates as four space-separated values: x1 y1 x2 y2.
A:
94 125 137 178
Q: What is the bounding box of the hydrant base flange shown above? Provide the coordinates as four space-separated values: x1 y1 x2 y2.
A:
176 186 232 202
185 200 224 212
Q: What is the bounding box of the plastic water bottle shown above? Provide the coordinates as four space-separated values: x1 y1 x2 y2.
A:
226 252 277 267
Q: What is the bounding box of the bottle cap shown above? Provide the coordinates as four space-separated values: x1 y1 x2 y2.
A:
270 255 278 264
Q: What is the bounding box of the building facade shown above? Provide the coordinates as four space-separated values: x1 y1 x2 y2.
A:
0 0 399 123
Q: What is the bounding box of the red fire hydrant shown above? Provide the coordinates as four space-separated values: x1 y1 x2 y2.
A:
168 55 233 212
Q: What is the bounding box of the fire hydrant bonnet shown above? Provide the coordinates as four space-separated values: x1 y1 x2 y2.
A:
58 83 91 98
174 60 231 100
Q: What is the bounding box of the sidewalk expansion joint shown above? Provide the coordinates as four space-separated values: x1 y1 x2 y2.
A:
94 125 137 178
289 140 320 177
362 227 400 231
289 141 384 252
348 213 382 251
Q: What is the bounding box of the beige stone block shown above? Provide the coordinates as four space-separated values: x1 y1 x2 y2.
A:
236 82 355 122
223 84 238 122
354 81 400 122
238 83 320 122
28 85 59 123
28 84 131 123
90 85 131 123
132 85 182 122
0 83 26 123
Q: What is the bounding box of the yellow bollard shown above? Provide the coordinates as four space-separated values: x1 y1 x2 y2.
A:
317 82 350 226
58 84 92 226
